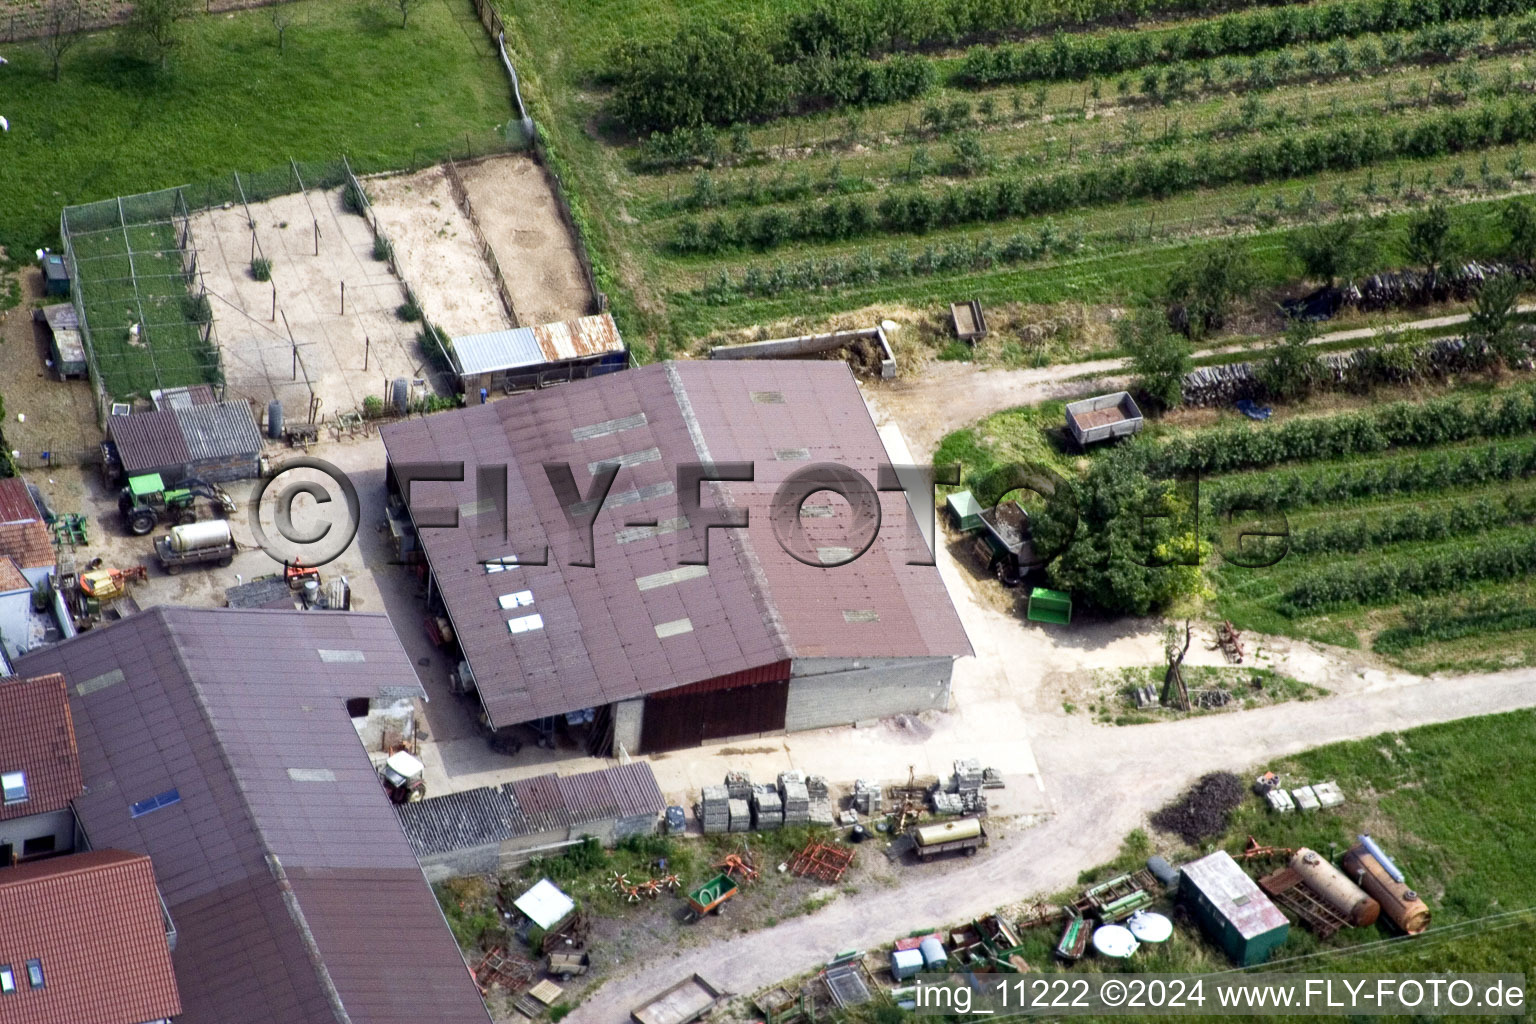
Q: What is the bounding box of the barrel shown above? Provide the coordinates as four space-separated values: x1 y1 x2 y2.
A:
918 937 947 969
915 817 981 847
1289 848 1379 928
1146 855 1180 888
1341 846 1430 934
168 520 233 552
267 400 283 439
391 377 410 415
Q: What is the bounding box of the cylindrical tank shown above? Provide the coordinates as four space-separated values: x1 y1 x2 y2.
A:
168 520 233 552
1146 855 1181 888
1342 846 1430 934
391 378 409 415
1358 834 1405 882
918 937 947 969
302 578 320 607
915 818 981 847
267 400 283 439
1289 848 1380 927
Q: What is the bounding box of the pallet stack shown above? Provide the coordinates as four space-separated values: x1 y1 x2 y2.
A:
700 785 731 835
728 798 752 832
778 771 810 826
751 784 783 829
852 779 883 816
725 770 753 801
953 759 984 795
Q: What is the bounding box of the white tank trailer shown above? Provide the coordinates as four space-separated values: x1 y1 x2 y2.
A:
156 521 236 573
1289 848 1380 928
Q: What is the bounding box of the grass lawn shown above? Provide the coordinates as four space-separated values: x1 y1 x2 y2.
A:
0 0 515 257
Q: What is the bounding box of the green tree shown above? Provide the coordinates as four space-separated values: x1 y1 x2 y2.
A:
123 0 195 68
390 0 429 29
1501 198 1536 263
40 0 84 82
1466 272 1526 368
1286 218 1379 285
1404 202 1457 278
1259 316 1324 401
1163 240 1256 340
1121 306 1192 413
1033 451 1208 616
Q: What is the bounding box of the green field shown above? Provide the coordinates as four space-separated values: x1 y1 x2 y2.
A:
0 0 515 258
495 0 1536 353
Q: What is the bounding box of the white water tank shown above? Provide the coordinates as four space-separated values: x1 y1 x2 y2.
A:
168 520 233 552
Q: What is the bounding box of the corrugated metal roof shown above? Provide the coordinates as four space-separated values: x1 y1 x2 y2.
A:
533 314 624 362
16 609 490 1024
0 849 181 1024
454 313 625 377
380 360 972 728
173 401 262 462
0 673 82 821
109 401 259 474
397 763 665 857
152 384 217 409
0 477 40 524
1182 851 1290 939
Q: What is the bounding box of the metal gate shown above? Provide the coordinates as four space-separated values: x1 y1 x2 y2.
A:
639 678 789 754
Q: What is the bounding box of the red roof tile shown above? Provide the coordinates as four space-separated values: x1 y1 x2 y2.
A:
0 557 27 593
0 849 181 1024
0 674 81 822
0 521 53 571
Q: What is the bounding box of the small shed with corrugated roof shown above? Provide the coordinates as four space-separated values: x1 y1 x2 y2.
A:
451 312 628 395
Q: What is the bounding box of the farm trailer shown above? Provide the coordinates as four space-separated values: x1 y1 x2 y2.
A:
1065 392 1144 447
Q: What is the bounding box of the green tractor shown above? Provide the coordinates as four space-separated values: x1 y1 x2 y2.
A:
118 473 236 536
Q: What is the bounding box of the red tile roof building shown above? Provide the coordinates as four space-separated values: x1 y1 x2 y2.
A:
0 849 181 1024
0 480 53 571
0 674 82 823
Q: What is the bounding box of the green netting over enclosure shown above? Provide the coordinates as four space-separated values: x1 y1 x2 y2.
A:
61 187 222 410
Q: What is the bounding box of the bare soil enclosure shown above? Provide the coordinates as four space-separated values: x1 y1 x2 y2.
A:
458 155 592 326
192 187 429 418
0 268 102 459
364 166 513 339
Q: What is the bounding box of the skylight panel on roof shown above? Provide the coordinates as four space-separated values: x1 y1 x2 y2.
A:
75 668 124 697
635 564 708 591
751 391 786 404
843 609 880 623
571 413 646 441
775 448 811 461
586 447 661 475
23 961 41 990
498 590 534 609
129 788 181 818
655 618 694 638
484 554 521 573
615 516 689 545
508 613 544 635
0 965 13 994
0 771 25 804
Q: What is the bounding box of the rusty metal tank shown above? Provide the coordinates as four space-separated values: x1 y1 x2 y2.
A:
1289 848 1379 928
1341 845 1430 934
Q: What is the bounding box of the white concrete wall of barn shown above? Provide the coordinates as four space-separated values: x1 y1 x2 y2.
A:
784 656 954 733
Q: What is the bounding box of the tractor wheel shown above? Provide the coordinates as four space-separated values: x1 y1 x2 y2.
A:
128 511 156 536
217 554 234 567
408 788 424 803
165 564 182 576
176 509 197 526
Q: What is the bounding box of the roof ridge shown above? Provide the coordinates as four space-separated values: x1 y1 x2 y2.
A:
662 362 792 660
159 607 354 1024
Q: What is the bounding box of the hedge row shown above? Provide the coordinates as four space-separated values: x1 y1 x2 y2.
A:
695 226 1084 301
1373 593 1536 651
1287 491 1536 554
673 97 1536 252
1280 530 1536 611
1205 440 1536 514
959 0 1536 85
1148 384 1536 476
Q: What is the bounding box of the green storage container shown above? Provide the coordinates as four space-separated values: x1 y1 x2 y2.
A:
947 490 983 532
1027 587 1071 625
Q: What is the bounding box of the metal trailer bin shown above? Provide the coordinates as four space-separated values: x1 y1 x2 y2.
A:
947 490 984 532
1065 392 1144 446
